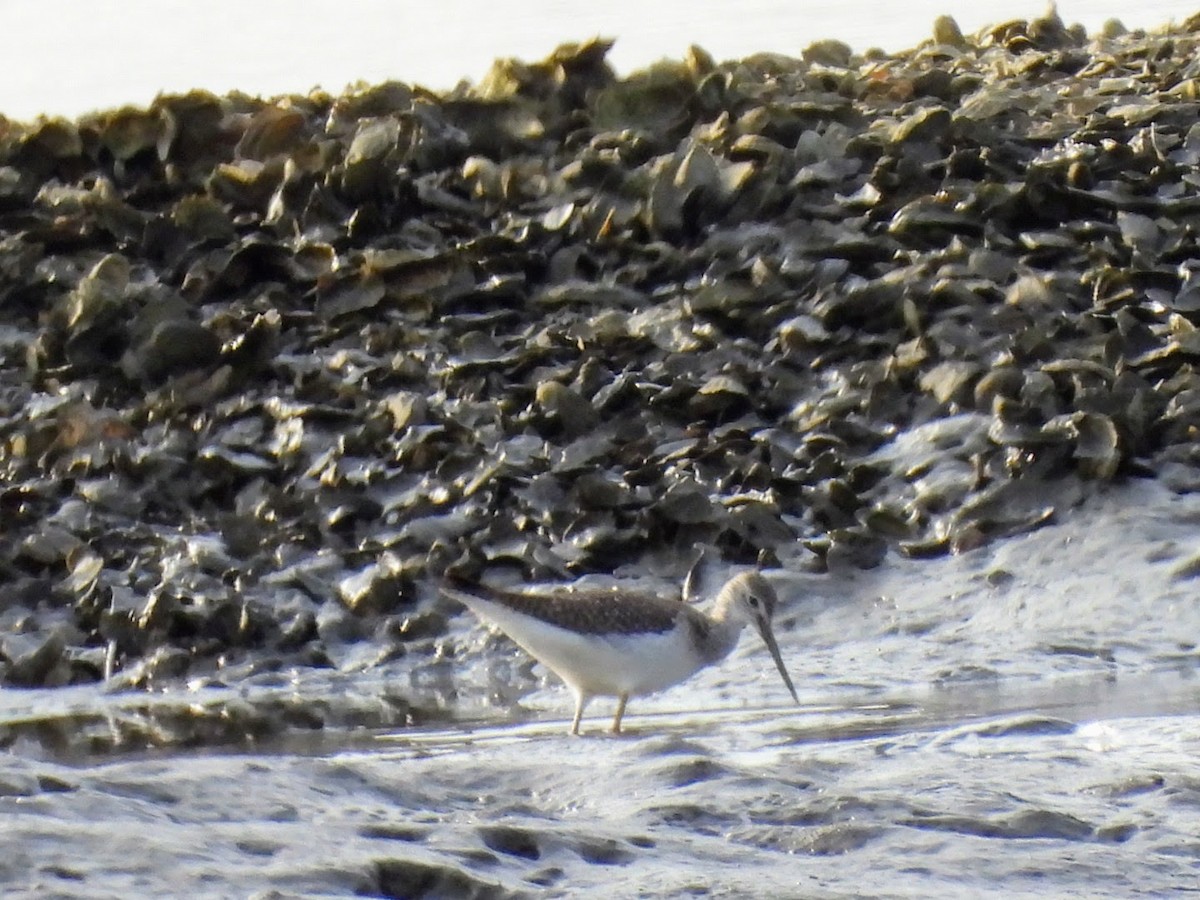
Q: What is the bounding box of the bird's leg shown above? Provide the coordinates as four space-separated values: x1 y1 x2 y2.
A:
611 693 629 734
570 691 588 736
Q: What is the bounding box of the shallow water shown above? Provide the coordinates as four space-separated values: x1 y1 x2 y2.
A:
4 682 1198 897
3 478 1200 896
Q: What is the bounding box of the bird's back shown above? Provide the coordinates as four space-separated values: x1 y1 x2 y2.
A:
442 580 685 636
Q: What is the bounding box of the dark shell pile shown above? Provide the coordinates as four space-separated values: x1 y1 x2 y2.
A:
0 10 1197 714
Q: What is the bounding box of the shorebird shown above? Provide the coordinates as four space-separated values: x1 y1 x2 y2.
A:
442 570 800 735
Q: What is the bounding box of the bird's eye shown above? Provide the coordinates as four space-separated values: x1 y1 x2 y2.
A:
748 596 760 607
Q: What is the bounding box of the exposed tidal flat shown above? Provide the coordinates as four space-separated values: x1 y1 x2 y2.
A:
1 8 1200 896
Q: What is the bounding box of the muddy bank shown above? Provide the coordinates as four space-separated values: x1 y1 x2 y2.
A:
4 476 1200 896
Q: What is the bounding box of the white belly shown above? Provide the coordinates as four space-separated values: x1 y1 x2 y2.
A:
467 601 708 697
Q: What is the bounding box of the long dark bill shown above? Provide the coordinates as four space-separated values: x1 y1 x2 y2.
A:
757 620 800 705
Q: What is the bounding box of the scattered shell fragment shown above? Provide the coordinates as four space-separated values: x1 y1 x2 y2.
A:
1 16 1199 725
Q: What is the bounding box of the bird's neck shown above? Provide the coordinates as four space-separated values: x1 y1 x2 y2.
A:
698 596 747 663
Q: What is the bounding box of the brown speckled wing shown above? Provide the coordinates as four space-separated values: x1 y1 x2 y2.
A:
451 583 684 635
